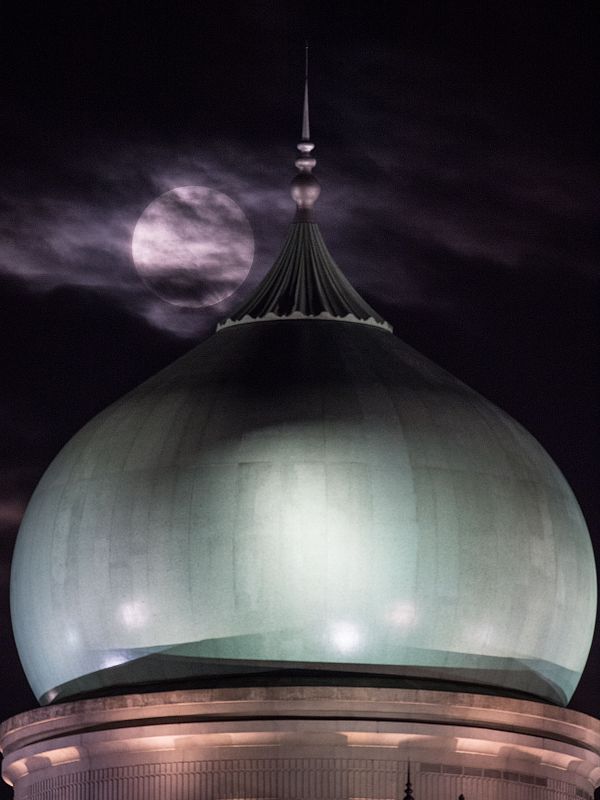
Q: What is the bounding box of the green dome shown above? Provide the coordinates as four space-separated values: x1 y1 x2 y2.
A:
10 109 597 706
11 315 596 706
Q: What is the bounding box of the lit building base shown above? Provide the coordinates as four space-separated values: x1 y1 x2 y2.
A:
1 687 599 799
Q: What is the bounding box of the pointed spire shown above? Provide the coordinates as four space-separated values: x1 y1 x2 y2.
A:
292 43 319 219
302 42 310 141
403 762 414 800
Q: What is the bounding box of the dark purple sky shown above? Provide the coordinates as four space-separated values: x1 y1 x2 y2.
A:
1 0 598 784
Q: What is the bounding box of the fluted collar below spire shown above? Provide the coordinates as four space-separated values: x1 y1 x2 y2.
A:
217 220 392 332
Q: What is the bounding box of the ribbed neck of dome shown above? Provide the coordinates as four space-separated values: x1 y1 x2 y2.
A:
217 220 392 332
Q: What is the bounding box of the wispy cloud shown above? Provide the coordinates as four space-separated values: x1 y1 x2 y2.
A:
0 48 596 340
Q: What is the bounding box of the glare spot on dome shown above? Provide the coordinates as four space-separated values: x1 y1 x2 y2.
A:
469 622 495 649
64 628 80 647
101 653 130 670
330 622 361 654
120 600 148 629
387 602 417 627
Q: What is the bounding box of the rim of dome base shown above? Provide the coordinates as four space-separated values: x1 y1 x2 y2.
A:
216 310 393 333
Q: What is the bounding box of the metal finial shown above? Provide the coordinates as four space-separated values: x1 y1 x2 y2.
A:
302 42 310 141
403 762 414 800
291 42 319 217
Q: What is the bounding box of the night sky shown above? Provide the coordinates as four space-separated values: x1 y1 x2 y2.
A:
1 0 598 788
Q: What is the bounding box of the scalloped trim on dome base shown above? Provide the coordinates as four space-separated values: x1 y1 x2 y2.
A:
223 221 392 332
217 310 393 333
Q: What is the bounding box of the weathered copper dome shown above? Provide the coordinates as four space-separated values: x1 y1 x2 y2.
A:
10 72 596 707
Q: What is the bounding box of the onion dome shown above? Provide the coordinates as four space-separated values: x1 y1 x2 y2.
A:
10 59 596 707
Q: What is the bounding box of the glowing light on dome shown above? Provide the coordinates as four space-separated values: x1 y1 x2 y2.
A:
330 622 361 654
101 653 130 670
119 600 148 629
461 622 498 653
387 603 417 627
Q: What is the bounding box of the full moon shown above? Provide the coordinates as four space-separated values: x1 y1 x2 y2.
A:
132 186 254 308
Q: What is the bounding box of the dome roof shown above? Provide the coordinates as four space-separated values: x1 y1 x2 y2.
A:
11 318 596 706
10 83 596 707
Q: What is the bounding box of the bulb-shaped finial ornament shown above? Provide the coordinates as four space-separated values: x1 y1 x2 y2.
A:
291 42 320 217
